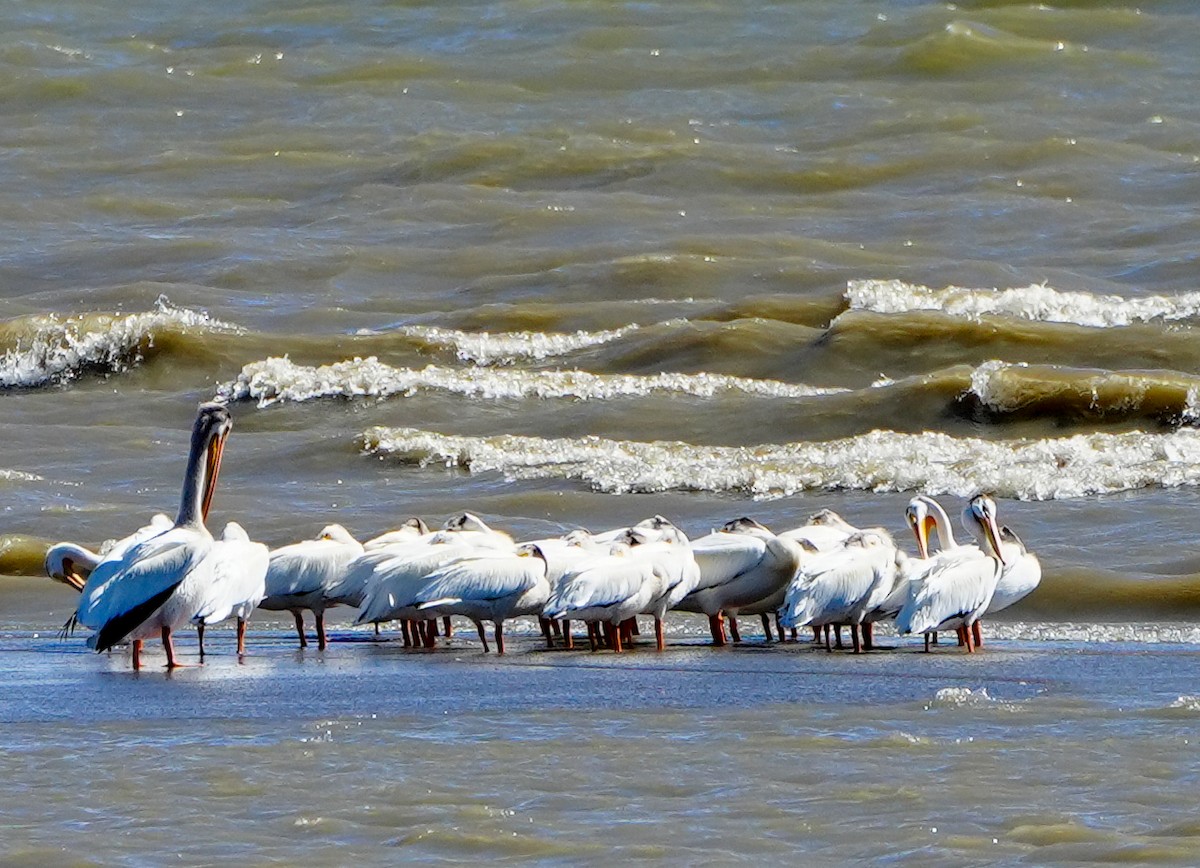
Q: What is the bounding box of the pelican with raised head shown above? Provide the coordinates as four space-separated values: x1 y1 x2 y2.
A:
70 402 232 669
894 494 1007 652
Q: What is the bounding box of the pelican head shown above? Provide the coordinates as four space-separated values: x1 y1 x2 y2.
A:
401 516 430 535
44 542 94 592
517 542 549 566
905 497 938 559
806 509 856 532
964 494 1008 566
443 512 492 533
318 524 357 545
846 528 893 550
633 515 676 533
721 516 770 535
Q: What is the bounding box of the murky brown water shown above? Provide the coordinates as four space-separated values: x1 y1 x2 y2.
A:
5 0 1200 862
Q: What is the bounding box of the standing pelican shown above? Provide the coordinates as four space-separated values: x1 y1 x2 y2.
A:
542 531 672 653
71 403 232 669
867 495 984 646
258 524 364 650
411 543 552 654
192 522 269 656
894 495 1007 652
778 529 898 653
681 518 807 646
45 514 173 591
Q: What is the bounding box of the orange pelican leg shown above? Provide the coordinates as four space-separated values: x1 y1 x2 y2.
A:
131 638 143 670
443 616 453 639
539 617 554 648
850 623 862 654
654 616 665 652
972 620 983 648
862 622 874 651
423 619 437 649
956 626 966 647
760 613 772 642
315 612 328 651
611 621 624 653
236 618 247 656
563 619 574 650
495 621 506 656
708 613 728 646
963 624 975 653
728 615 742 643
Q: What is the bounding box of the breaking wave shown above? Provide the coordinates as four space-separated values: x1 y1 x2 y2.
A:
217 356 847 407
0 298 240 388
845 279 1200 328
964 360 1200 424
361 425 1200 501
390 323 644 365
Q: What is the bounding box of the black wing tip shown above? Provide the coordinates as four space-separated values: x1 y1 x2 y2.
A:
90 582 182 653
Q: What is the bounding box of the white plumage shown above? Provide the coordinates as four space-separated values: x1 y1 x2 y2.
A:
681 517 807 645
192 522 269 656
259 523 364 650
72 402 232 669
778 528 898 653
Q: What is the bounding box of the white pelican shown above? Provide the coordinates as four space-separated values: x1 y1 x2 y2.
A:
72 402 232 669
988 525 1041 616
192 522 269 656
411 543 552 654
866 496 983 647
353 513 515 640
681 518 808 646
45 514 173 591
960 509 1041 647
894 495 1007 652
778 528 898 653
258 524 364 650
514 530 605 649
542 532 672 653
628 520 700 651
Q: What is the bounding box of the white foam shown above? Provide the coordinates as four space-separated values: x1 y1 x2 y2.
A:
846 279 1200 327
396 324 643 365
0 469 43 484
217 356 847 407
360 425 1200 501
0 298 239 388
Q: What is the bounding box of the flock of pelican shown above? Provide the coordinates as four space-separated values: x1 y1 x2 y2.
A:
48 403 1041 669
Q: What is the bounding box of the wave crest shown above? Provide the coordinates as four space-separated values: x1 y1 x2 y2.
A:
846 279 1200 328
360 425 1200 501
392 323 643 365
217 356 846 407
0 298 239 388
965 360 1200 424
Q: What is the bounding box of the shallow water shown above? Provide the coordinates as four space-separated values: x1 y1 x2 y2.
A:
5 0 1200 862
5 626 1200 865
